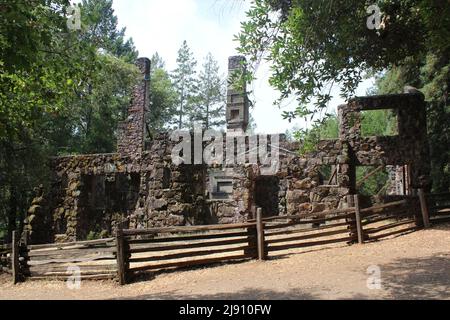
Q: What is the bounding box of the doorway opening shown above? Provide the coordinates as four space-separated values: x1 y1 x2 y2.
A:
254 175 280 217
77 173 140 240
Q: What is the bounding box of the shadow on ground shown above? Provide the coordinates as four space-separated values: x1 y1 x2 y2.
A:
110 287 321 300
378 252 450 299
119 251 450 300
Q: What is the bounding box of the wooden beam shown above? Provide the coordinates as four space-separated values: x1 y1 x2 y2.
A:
327 166 338 185
266 228 349 245
129 245 254 263
129 254 251 273
354 195 364 244
268 236 353 252
248 207 356 223
418 188 430 228
256 208 266 261
130 237 251 254
12 231 19 284
28 238 115 250
115 228 127 285
356 166 383 188
123 222 256 236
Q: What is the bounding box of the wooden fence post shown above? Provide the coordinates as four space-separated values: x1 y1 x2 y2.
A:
256 208 266 260
116 227 128 285
12 231 20 284
20 231 30 279
418 188 430 228
353 195 364 244
246 211 258 259
345 195 357 243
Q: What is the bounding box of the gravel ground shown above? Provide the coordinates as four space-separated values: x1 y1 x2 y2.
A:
1 223 450 300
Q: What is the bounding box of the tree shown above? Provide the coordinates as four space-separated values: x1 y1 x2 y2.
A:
0 0 140 240
193 53 226 129
171 41 198 129
150 52 166 71
235 0 450 121
0 0 96 240
80 0 138 62
237 0 449 193
147 53 178 133
373 54 450 192
74 54 140 154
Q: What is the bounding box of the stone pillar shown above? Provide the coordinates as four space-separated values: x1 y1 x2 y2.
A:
226 56 249 134
117 57 151 158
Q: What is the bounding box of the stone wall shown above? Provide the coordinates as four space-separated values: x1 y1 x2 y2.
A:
140 132 208 228
45 153 141 242
23 56 432 244
338 92 430 191
117 57 150 158
279 139 351 216
226 56 249 133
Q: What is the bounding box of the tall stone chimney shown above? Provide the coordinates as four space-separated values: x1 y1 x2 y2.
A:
226 56 249 134
117 57 150 158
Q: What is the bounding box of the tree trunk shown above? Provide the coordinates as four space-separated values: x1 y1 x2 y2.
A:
7 185 18 243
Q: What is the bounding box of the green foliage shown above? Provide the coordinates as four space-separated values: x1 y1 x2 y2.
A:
356 166 389 196
374 52 450 192
86 229 108 240
236 0 450 121
80 0 138 62
148 54 178 132
0 0 139 240
293 115 338 154
171 41 198 129
171 44 228 131
71 54 140 154
193 53 226 129
0 2 235 241
360 110 398 137
86 231 99 241
238 0 449 193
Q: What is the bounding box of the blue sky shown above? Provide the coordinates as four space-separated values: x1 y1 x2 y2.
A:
108 0 374 133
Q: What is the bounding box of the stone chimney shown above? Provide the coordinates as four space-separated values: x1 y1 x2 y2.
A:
226 56 249 134
117 57 151 158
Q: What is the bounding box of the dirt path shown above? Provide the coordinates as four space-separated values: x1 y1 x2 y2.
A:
1 223 450 300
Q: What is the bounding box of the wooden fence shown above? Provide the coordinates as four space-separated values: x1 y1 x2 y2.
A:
118 222 258 285
0 243 11 275
357 198 420 242
4 189 450 285
254 207 355 258
426 192 450 224
19 237 117 282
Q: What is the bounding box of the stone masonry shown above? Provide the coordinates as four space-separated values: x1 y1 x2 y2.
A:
24 56 431 244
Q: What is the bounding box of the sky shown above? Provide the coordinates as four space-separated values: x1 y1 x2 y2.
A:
109 0 374 134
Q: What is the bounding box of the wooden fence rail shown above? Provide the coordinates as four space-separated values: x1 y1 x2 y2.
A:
5 189 449 285
23 237 117 281
0 244 11 274
426 192 450 224
119 221 259 283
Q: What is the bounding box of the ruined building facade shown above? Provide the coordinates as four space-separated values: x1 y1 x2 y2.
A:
25 57 431 244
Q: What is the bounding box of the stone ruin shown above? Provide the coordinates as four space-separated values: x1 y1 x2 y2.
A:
24 56 431 244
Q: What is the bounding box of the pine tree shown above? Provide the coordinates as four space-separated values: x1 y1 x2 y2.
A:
81 0 138 62
150 52 165 72
148 53 178 133
171 41 198 129
194 53 226 129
